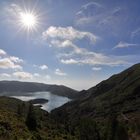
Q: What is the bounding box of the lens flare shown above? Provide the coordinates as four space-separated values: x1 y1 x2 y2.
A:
19 11 39 32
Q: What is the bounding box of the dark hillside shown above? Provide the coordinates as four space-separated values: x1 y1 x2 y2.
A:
52 63 140 140
0 81 79 99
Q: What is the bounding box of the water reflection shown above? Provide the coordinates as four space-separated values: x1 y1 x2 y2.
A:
12 92 70 112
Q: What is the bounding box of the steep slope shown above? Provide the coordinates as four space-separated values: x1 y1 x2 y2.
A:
52 63 140 140
0 81 79 99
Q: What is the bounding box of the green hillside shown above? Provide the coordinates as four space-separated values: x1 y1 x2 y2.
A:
52 63 140 140
0 96 76 140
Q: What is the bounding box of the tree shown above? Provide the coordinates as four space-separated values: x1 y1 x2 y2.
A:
25 102 37 131
105 114 128 140
78 118 100 140
17 104 22 117
17 102 26 117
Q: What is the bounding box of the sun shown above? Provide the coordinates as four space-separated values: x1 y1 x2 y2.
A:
20 13 36 27
19 11 39 32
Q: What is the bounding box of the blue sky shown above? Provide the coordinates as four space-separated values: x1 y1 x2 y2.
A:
0 0 140 90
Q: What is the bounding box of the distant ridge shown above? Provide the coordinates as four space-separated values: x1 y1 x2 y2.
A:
0 80 79 99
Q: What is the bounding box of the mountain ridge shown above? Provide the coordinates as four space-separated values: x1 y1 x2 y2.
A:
0 80 79 99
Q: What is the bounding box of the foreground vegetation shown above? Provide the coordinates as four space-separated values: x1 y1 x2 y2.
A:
0 97 76 140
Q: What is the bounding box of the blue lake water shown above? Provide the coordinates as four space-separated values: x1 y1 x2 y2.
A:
12 92 70 112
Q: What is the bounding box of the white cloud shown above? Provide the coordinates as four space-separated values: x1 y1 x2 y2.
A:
13 71 33 79
131 28 140 38
0 58 22 70
75 2 103 25
51 39 129 67
76 2 102 17
92 67 102 71
51 40 84 54
33 73 40 77
81 2 102 10
0 49 23 70
60 50 128 67
33 64 37 67
33 73 51 80
45 75 51 80
42 26 125 67
42 26 98 43
50 40 74 49
39 65 48 70
99 7 123 26
0 49 7 56
0 73 11 78
42 26 129 67
2 3 22 25
55 68 67 76
42 26 125 68
6 3 22 15
9 56 23 63
75 2 127 35
61 59 79 64
114 41 138 49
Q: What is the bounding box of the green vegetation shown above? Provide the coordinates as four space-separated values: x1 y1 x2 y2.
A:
0 97 77 140
52 63 140 140
0 63 140 139
78 118 100 140
25 103 37 131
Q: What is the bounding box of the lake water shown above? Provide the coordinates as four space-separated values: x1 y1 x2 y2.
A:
12 92 70 112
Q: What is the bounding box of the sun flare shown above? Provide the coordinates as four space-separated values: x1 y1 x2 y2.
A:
20 13 36 27
19 11 38 31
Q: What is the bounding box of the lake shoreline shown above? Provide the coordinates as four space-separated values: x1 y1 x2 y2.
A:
10 91 70 112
